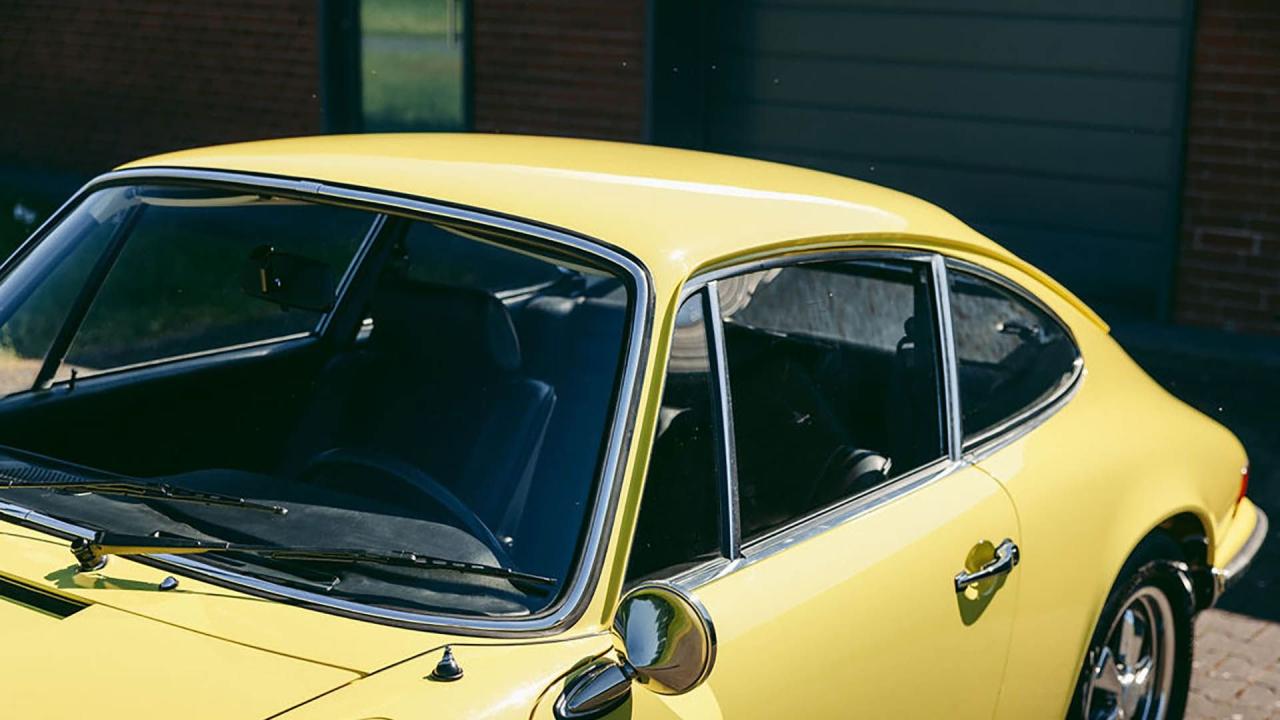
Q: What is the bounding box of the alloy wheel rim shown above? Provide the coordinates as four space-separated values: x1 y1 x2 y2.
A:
1082 586 1177 720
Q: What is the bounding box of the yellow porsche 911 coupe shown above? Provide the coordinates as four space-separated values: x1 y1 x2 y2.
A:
0 135 1265 720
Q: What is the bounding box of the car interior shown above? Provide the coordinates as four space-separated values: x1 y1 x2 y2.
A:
0 191 631 615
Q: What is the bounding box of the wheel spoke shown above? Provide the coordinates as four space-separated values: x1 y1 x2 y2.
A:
1117 608 1146 669
1130 656 1154 694
1091 646 1125 696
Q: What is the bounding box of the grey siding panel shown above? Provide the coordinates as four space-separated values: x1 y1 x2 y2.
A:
711 56 1179 131
673 0 1195 319
726 9 1183 76
709 104 1175 183
974 222 1166 316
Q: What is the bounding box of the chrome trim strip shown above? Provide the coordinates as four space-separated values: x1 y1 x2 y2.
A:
658 244 1087 593
314 212 386 338
0 167 654 637
672 457 961 590
46 333 313 388
703 282 742 560
1212 508 1269 601
931 255 963 461
962 362 1084 463
661 246 953 591
676 247 935 306
942 257 1086 460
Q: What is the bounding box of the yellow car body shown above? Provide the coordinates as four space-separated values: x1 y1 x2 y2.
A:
0 134 1265 719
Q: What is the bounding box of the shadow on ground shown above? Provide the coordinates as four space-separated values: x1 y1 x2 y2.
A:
1126 344 1280 623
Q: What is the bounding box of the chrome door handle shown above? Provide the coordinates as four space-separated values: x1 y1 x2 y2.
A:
954 539 1020 593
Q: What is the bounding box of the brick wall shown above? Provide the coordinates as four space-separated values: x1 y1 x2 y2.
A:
471 0 647 141
1178 0 1280 336
0 1 323 175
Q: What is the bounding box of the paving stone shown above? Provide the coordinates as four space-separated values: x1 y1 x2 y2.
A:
1188 610 1280 719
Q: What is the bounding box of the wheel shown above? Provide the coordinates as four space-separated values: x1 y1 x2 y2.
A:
1068 532 1194 720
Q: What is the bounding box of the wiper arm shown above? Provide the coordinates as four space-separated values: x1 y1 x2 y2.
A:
0 467 287 515
69 531 557 590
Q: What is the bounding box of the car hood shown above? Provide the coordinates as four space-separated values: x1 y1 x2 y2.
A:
0 521 610 719
2 589 358 719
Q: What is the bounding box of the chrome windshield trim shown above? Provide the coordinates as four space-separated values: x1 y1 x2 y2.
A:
0 167 654 637
670 457 962 590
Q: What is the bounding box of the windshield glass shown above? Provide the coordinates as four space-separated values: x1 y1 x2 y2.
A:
0 183 632 619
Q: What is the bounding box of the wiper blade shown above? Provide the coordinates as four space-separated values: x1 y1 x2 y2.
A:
69 531 557 590
0 466 287 515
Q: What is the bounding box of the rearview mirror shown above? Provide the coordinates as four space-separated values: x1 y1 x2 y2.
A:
555 583 716 719
241 245 336 312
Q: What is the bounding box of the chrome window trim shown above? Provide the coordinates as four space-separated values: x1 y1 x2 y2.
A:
671 457 962 590
665 245 953 591
0 167 653 637
702 281 742 560
943 258 1086 460
46 332 314 389
931 256 964 461
657 245 1085 593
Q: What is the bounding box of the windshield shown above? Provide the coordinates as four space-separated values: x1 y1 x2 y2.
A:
0 182 631 619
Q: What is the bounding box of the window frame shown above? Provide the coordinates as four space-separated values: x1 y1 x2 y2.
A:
944 258 1085 458
0 167 652 638
0 188 387 396
649 246 1083 591
322 0 473 133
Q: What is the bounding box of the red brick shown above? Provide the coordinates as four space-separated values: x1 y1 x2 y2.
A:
0 0 323 174
1178 0 1280 336
471 0 646 142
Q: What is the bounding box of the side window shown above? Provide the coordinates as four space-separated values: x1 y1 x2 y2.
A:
719 259 944 542
0 188 132 395
626 293 722 583
57 188 373 379
948 267 1081 442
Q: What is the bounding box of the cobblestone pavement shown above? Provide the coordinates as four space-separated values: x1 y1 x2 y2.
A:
1126 343 1280 720
1190 610 1280 719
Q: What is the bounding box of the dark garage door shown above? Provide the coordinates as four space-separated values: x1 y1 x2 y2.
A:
653 0 1196 320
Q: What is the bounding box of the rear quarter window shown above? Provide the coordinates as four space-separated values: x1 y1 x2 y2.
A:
947 266 1081 442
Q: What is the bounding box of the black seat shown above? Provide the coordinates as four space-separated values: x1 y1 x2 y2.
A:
280 276 557 548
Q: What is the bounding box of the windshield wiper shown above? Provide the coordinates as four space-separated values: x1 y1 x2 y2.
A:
0 466 287 515
69 530 557 591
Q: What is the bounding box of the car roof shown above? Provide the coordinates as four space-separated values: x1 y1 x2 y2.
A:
119 134 1103 327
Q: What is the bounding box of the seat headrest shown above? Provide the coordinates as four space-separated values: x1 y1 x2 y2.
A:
371 277 522 373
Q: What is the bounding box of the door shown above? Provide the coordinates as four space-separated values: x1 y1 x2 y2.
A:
625 255 1022 718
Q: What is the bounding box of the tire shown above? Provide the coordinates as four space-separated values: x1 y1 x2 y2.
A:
1066 532 1195 720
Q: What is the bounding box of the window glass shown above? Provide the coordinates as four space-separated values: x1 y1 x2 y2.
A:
0 183 636 617
720 259 944 542
398 221 563 294
626 294 722 583
0 189 131 395
361 0 467 130
948 268 1080 441
59 188 372 377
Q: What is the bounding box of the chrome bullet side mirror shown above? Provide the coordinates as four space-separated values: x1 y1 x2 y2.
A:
555 583 716 719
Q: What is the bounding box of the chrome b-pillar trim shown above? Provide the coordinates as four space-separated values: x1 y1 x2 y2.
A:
930 254 964 461
703 281 742 560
